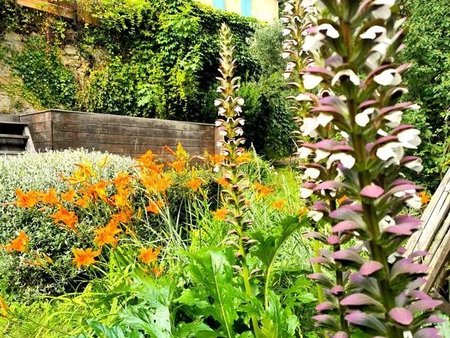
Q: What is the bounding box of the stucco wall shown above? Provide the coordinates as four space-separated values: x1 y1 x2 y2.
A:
197 0 278 22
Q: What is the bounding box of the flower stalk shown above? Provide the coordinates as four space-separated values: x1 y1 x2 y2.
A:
215 23 260 335
283 0 443 336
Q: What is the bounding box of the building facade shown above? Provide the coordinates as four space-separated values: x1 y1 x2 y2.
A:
197 0 279 22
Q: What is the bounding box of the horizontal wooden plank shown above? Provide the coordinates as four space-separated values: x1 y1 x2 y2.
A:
52 129 214 144
16 0 75 19
20 112 52 124
51 112 214 131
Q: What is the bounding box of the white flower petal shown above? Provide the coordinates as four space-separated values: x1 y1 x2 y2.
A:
360 26 387 40
384 110 403 128
318 23 339 39
406 195 422 209
303 73 323 90
372 5 391 20
300 188 314 198
297 147 313 159
315 149 330 162
301 0 317 7
355 108 376 127
308 210 323 222
300 117 320 137
376 142 404 164
317 113 333 127
327 153 355 169
302 33 325 52
332 69 360 86
374 69 402 86
379 215 395 231
397 129 421 149
404 159 423 173
304 167 321 179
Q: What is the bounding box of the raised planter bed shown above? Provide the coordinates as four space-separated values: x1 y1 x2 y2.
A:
19 110 218 157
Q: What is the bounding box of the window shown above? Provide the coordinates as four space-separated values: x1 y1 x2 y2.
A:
241 0 251 16
213 0 225 10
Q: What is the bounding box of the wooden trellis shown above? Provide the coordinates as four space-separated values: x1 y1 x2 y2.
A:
407 169 450 306
15 0 98 24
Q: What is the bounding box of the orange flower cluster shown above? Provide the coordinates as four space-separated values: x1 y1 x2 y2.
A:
15 189 39 208
139 247 163 277
2 231 29 253
72 248 101 268
50 206 78 231
146 199 164 214
186 177 203 192
271 199 287 210
212 208 229 221
254 183 274 198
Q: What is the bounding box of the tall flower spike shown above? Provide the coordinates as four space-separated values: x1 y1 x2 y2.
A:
283 1 350 333
285 0 442 337
215 24 260 334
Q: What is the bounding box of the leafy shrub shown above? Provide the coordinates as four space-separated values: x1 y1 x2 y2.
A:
401 0 450 190
12 37 76 108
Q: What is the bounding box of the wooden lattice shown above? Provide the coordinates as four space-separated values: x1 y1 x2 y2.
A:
407 169 450 301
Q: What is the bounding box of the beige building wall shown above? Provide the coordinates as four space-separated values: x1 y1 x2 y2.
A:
196 0 278 22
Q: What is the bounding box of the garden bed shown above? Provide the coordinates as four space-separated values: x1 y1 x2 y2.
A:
19 110 218 157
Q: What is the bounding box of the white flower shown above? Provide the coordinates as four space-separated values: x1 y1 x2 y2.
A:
332 69 360 87
384 110 403 128
374 0 396 5
379 215 395 231
304 167 321 179
218 129 227 137
374 69 402 86
397 129 421 149
366 52 382 70
377 129 388 136
281 52 290 59
308 210 323 222
376 142 404 165
283 72 291 80
326 153 356 169
294 94 312 101
373 42 389 56
214 99 222 106
300 187 314 198
394 188 416 198
302 33 325 52
237 98 245 105
317 113 333 127
284 2 294 14
300 117 319 137
315 149 330 162
404 158 423 173
235 128 244 136
360 26 387 40
317 23 339 39
406 195 422 209
286 62 296 71
372 5 391 20
234 106 242 113
355 108 376 127
409 104 421 110
403 331 413 338
340 131 349 139
215 120 223 127
303 73 324 90
282 28 291 36
297 147 313 159
301 0 318 7
218 108 226 116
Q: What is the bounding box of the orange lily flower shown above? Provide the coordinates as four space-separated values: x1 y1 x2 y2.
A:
3 231 29 253
74 194 90 208
111 209 133 224
15 189 39 208
72 248 101 268
186 177 203 192
87 180 109 202
216 177 230 187
50 206 78 231
168 160 186 173
113 172 132 190
254 183 273 198
139 247 161 264
94 225 121 247
61 189 77 203
419 191 431 205
146 199 164 214
212 208 229 221
271 199 286 210
39 188 59 205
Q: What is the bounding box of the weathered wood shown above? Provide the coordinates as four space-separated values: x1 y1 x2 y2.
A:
16 0 75 19
20 110 216 157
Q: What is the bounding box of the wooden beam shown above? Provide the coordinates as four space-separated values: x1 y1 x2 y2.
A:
16 0 76 19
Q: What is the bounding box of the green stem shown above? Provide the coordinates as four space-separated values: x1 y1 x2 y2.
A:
312 240 325 303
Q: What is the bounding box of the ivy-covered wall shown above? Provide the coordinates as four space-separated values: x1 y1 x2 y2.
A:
0 0 259 122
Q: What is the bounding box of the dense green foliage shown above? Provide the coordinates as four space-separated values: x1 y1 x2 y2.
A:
401 0 450 189
12 37 76 108
0 0 296 159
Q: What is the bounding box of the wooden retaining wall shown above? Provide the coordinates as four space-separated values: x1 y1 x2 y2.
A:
19 110 218 157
